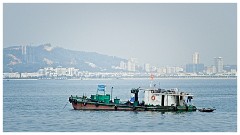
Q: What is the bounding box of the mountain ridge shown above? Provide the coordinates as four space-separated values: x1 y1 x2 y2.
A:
3 44 127 72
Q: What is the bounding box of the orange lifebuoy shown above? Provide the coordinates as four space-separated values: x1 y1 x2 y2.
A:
151 95 155 100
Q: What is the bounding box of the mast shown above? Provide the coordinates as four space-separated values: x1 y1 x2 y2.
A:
111 87 113 102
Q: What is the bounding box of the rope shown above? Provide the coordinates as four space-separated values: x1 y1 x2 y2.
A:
63 102 68 109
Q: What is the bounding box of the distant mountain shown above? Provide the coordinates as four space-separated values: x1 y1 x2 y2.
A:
3 44 127 72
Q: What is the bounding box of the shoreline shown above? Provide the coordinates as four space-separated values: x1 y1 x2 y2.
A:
3 77 237 81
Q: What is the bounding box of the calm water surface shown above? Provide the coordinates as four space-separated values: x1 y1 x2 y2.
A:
3 79 237 132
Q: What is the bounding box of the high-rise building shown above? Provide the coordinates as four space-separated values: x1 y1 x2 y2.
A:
214 57 224 73
144 63 150 72
120 61 127 70
127 58 136 72
186 52 204 73
186 64 204 73
21 45 34 64
192 52 199 64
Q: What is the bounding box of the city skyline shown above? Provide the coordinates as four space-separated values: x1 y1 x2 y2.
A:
3 44 237 75
3 3 237 66
3 44 235 68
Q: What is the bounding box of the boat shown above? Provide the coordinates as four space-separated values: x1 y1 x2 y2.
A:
198 108 216 112
68 84 197 112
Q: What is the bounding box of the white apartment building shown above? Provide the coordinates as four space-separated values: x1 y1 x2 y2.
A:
214 57 224 73
21 72 40 78
192 52 200 64
127 58 136 72
144 63 151 72
3 72 21 78
120 61 127 70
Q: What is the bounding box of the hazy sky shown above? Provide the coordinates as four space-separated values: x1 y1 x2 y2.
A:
3 3 237 66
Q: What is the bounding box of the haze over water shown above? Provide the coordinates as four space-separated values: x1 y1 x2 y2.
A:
3 3 237 66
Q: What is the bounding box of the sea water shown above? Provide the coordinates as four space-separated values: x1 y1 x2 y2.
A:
3 79 237 132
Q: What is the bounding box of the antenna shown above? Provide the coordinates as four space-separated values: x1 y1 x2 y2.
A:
150 74 154 87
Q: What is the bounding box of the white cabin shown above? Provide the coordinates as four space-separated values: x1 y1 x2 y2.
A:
143 88 193 106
